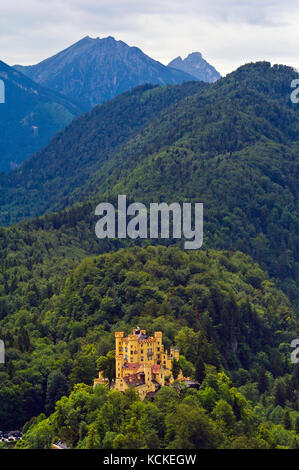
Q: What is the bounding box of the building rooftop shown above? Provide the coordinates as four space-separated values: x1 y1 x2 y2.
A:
123 373 145 387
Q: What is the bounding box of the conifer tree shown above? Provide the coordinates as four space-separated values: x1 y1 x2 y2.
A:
258 366 268 394
195 357 206 384
171 358 180 380
274 379 286 407
283 411 292 430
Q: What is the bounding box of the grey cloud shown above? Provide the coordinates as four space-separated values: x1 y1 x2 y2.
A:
0 0 298 75
65 0 297 26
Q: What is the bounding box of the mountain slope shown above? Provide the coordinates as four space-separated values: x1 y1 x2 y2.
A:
0 60 84 173
0 81 205 220
0 62 298 306
168 52 221 82
14 36 197 109
3 62 298 222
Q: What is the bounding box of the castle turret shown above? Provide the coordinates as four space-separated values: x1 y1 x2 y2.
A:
170 346 180 360
115 331 124 380
144 363 152 385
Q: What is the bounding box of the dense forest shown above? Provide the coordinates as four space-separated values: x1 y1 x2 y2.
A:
1 62 298 307
0 246 299 448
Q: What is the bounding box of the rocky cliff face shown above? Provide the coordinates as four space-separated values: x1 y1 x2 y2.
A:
168 52 221 82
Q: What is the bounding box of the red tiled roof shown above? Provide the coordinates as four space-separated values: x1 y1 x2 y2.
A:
151 364 161 374
138 337 155 343
124 373 145 386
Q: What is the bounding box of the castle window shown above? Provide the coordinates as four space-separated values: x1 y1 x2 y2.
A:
141 356 144 361
130 357 133 362
147 349 153 360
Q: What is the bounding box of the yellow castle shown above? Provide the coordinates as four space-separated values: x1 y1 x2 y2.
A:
94 328 187 400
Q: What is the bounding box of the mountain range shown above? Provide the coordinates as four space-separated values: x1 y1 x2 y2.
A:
1 36 221 172
14 36 201 109
168 52 221 82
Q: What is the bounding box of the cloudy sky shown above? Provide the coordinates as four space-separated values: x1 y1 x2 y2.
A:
0 0 298 75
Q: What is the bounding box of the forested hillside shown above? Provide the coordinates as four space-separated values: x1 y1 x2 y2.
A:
1 62 298 305
0 81 204 220
0 60 83 172
1 246 298 448
0 62 298 449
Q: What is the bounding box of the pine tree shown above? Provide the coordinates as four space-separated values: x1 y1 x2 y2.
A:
271 351 284 377
274 379 286 407
171 358 180 380
232 396 241 421
284 411 292 430
195 357 206 384
285 377 294 402
258 366 268 394
86 425 101 449
17 327 31 353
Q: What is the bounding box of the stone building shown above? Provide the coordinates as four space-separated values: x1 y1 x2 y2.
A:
94 328 187 400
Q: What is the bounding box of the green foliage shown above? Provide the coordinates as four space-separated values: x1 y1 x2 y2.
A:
46 371 69 413
97 350 116 385
1 63 298 307
18 368 299 449
195 357 206 384
0 244 297 436
171 358 180 380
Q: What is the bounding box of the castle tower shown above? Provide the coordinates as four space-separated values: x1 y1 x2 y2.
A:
144 363 151 385
115 331 124 380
